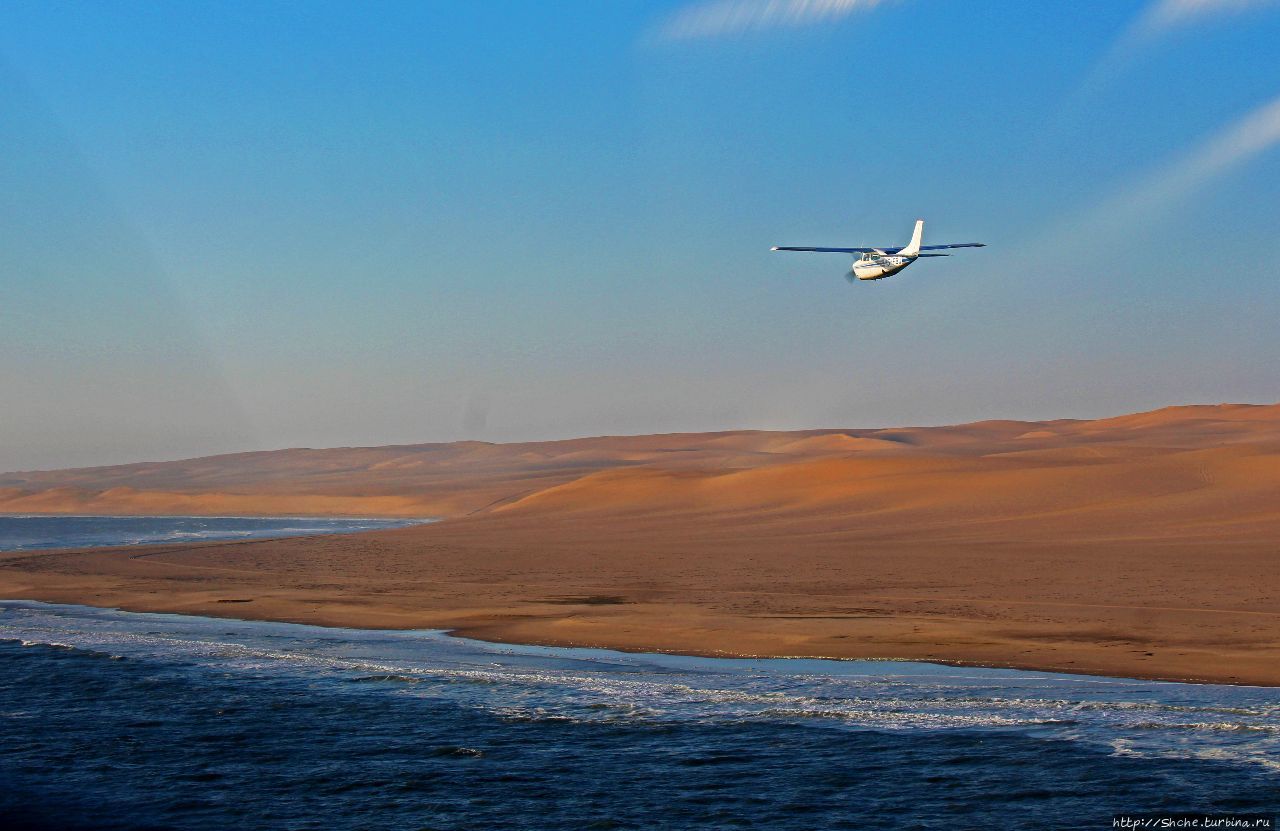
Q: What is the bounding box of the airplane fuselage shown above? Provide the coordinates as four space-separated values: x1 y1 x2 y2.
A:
852 254 912 280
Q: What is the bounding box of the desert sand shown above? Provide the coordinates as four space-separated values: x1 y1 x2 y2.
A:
2 402 1278 684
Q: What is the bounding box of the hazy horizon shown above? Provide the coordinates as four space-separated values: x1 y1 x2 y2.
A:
5 398 1277 476
4 0 1280 471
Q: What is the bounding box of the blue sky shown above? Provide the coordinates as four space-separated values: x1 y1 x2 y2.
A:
2 0 1279 469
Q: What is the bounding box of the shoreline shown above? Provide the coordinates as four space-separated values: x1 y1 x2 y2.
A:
2 595 1248 688
0 516 434 554
442 629 1264 688
2 517 1276 687
5 550 1274 686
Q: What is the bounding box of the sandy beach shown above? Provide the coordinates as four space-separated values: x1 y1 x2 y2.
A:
2 402 1277 685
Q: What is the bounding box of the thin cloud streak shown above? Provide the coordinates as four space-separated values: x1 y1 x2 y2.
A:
655 0 894 42
1004 91 1280 281
1087 92 1280 230
1102 0 1280 68
1132 0 1280 39
1061 0 1278 147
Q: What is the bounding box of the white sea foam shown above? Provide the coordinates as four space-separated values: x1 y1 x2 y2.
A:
2 600 1278 770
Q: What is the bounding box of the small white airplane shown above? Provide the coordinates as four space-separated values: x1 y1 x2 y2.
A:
772 219 985 281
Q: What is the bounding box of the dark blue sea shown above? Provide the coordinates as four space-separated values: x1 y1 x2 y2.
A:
0 520 1276 829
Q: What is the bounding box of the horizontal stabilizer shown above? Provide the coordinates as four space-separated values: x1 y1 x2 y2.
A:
916 253 950 257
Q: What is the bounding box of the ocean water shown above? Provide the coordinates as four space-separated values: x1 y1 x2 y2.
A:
1 601 1277 830
0 514 428 551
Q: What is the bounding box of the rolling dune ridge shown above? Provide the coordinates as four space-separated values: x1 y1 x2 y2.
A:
2 402 1277 684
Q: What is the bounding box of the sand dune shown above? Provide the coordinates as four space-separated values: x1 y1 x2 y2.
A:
4 402 1276 518
1 402 1277 684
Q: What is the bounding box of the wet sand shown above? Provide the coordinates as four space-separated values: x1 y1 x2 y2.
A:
2 403 1278 685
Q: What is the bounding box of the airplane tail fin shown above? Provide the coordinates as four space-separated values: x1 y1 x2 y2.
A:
898 219 924 257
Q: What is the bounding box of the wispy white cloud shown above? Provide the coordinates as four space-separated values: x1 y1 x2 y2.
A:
957 91 1280 328
655 0 894 42
1065 0 1278 127
1130 0 1280 40
1119 92 1280 212
1019 92 1280 263
1099 0 1280 68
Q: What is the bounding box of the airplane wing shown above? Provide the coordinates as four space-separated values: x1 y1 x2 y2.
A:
771 246 879 253
772 243 984 254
